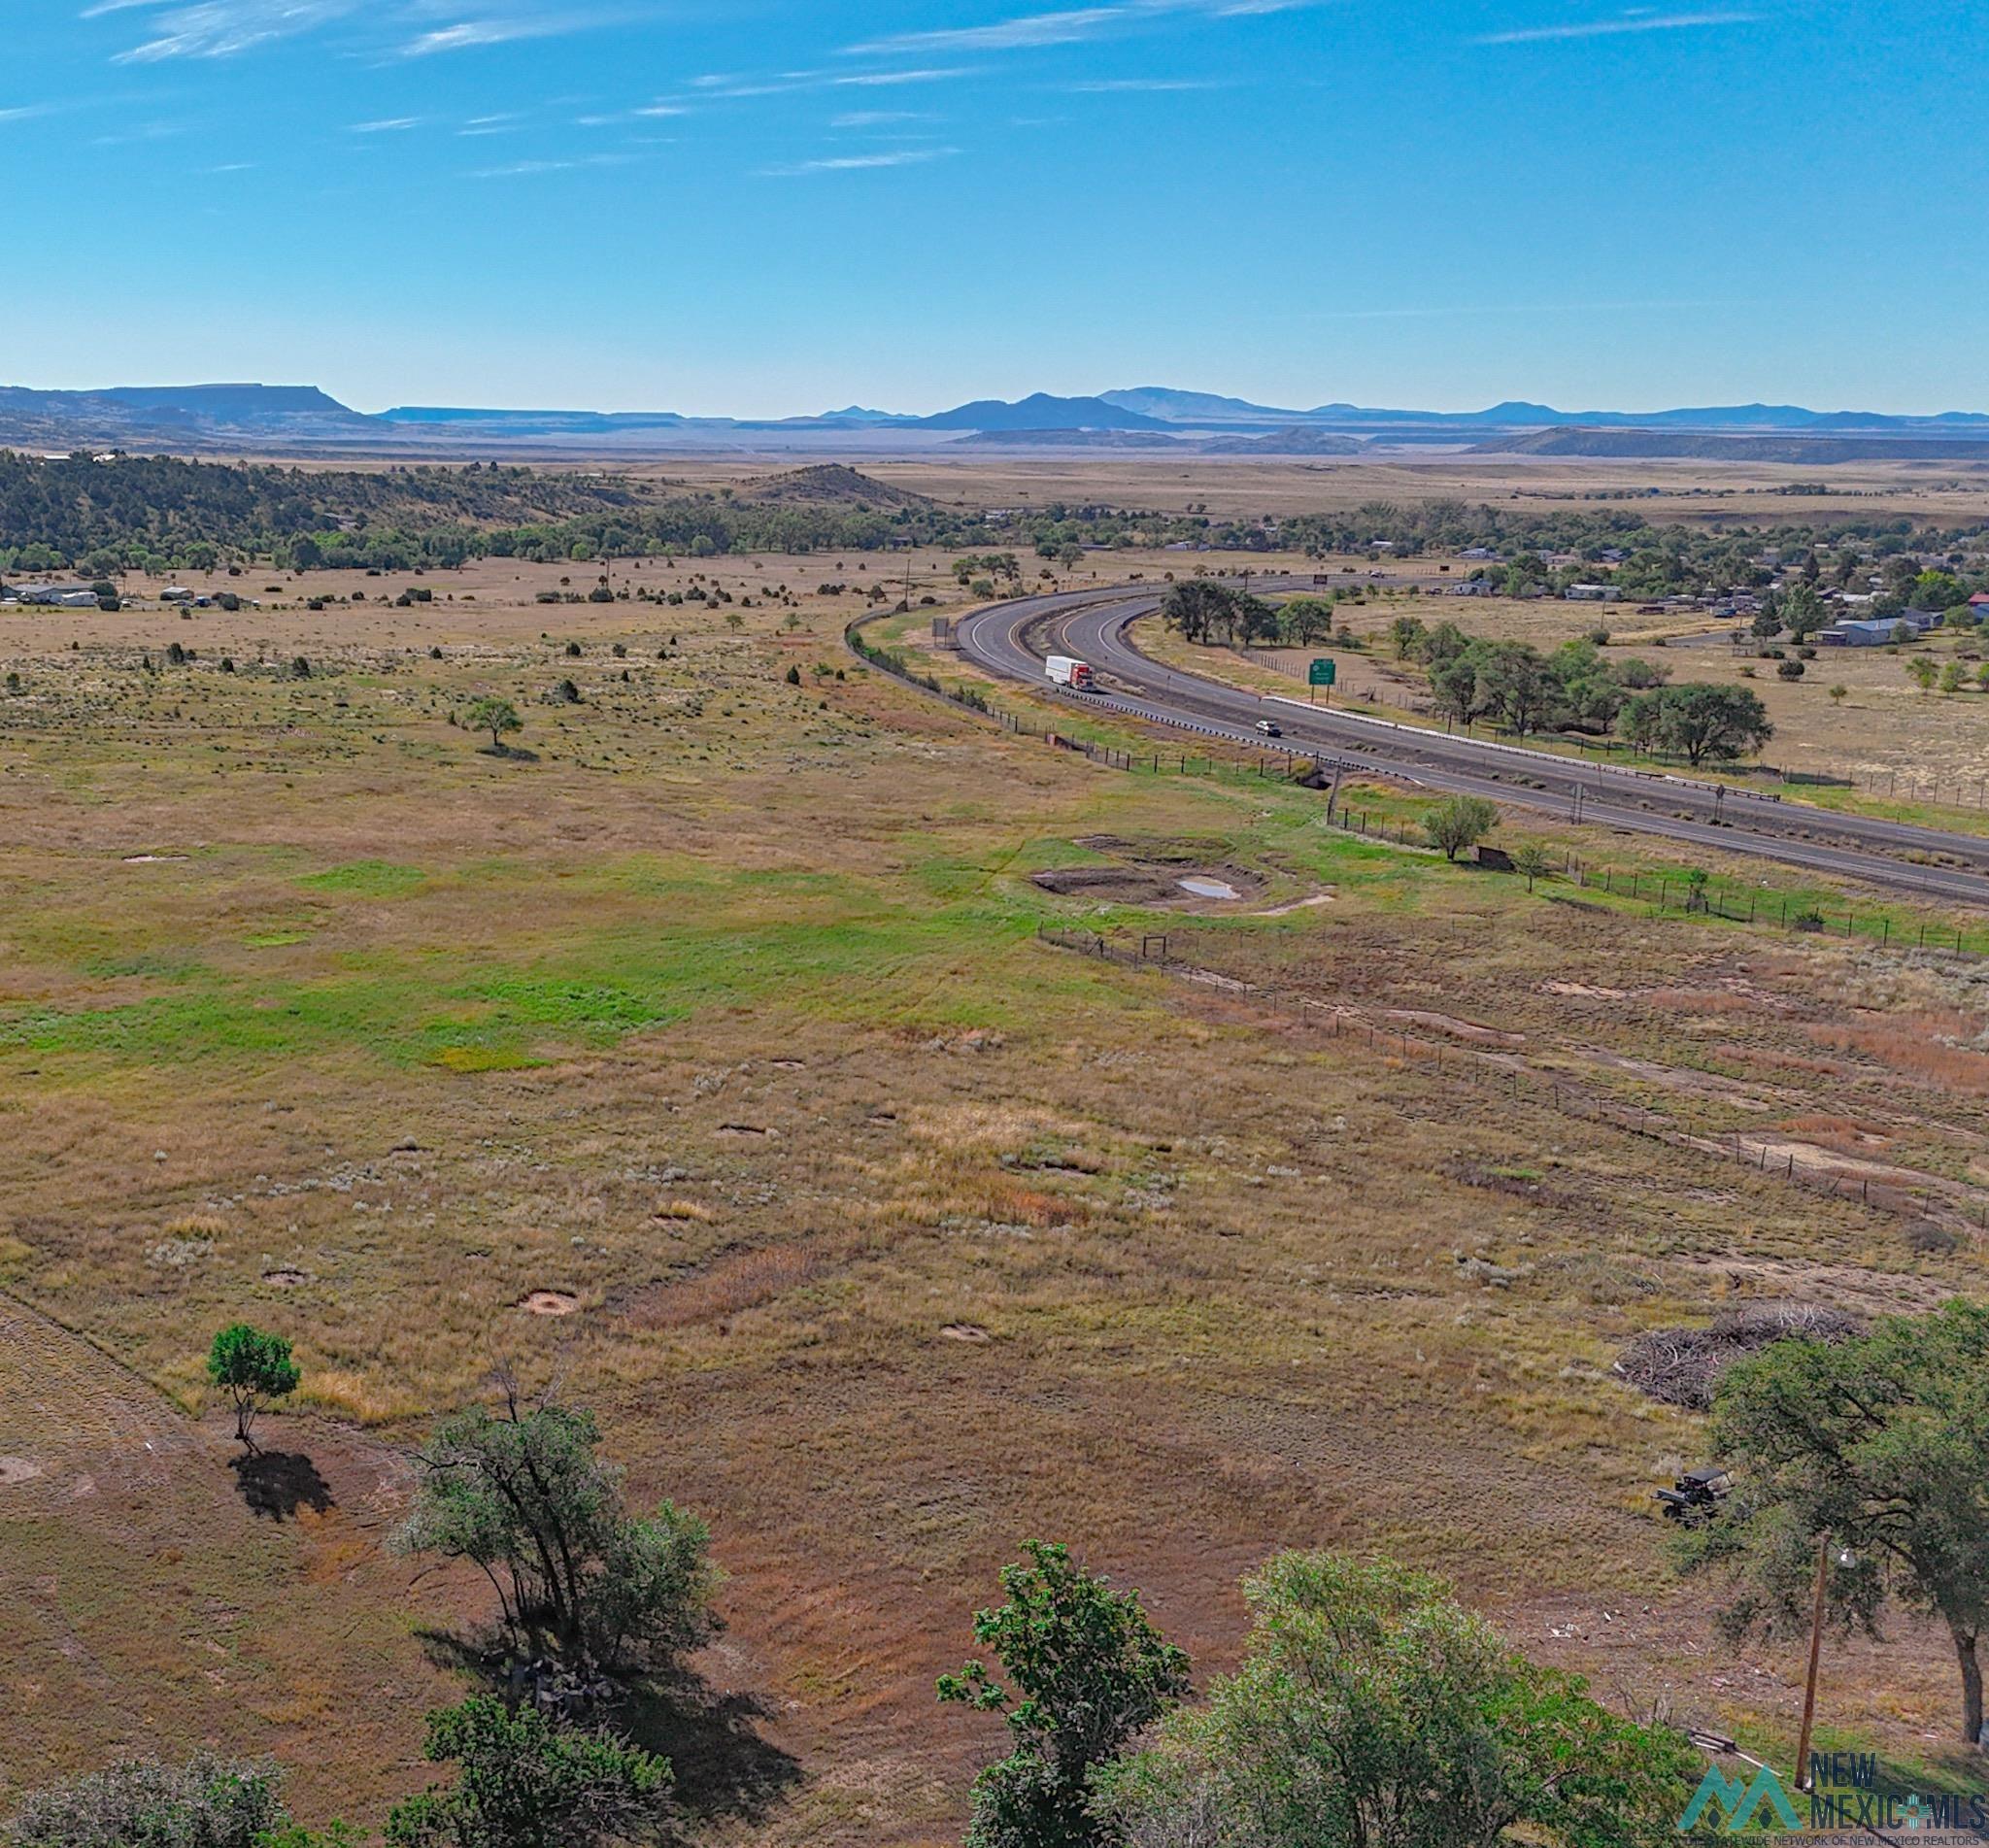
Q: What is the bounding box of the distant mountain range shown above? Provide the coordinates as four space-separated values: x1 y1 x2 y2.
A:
5 380 1989 462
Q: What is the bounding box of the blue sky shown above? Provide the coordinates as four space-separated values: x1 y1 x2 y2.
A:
5 0 1984 414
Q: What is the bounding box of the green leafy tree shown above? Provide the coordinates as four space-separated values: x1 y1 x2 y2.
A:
1511 842 1554 891
1829 684 1848 705
1160 581 1239 647
1387 613 1428 659
1423 794 1499 861
385 1698 671 1848
1627 684 1772 766
1097 1553 1702 1848
1915 569 1964 611
1782 583 1827 641
397 1383 718 1676
464 697 523 753
1908 655 1939 693
1277 597 1336 648
4 1754 286 1848
1940 660 1966 694
1476 642 1557 735
1681 1300 1989 1748
206 1324 300 1449
939 1540 1190 1848
1430 645 1491 727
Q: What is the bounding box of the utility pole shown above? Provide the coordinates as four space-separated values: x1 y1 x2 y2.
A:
1795 1533 1832 1790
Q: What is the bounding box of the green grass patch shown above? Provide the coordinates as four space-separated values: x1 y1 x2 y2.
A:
296 859 427 897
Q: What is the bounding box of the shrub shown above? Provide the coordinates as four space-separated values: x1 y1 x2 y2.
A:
6 1754 285 1848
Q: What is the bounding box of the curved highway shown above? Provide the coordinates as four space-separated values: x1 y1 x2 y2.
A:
954 586 1989 908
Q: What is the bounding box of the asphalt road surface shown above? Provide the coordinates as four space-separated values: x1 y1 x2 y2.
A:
952 586 1989 908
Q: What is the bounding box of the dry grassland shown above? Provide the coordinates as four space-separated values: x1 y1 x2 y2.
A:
4 551 1989 1838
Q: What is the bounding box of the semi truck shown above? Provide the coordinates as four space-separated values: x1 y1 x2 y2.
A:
1045 655 1095 691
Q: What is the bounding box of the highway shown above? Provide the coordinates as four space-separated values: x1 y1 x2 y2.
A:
952 587 1989 908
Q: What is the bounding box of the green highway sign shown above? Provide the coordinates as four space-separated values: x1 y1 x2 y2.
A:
1308 657 1337 688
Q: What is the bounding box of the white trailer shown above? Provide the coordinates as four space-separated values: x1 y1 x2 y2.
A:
1045 655 1095 691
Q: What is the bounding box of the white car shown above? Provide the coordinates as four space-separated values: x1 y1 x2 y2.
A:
1255 720 1282 737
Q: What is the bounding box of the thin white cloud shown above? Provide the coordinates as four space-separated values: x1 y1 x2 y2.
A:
652 66 967 106
831 110 930 127
763 146 961 177
844 0 1313 58
87 0 605 62
350 115 421 131
469 149 634 178
400 15 583 55
1067 75 1225 89
834 67 968 86
105 0 364 62
1475 10 1756 44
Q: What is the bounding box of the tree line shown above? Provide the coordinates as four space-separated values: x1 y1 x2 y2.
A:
10 453 1989 586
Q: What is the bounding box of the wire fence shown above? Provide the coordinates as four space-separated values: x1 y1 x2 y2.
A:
1035 924 1989 1233
854 616 1989 961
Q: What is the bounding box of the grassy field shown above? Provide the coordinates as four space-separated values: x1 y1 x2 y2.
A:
6 549 1989 1838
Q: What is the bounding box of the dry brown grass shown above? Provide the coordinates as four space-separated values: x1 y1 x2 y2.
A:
6 549 1989 1837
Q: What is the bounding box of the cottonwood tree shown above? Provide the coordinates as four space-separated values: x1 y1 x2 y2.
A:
385 1697 672 1848
1097 1553 1700 1848
1160 580 1238 646
1423 794 1499 861
939 1540 1189 1848
1682 1300 1989 1748
397 1380 719 1676
1620 685 1771 766
207 1324 300 1449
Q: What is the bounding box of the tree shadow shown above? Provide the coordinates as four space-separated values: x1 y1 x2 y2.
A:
409 1630 800 1832
479 744 540 762
228 1449 335 1521
621 1668 802 1831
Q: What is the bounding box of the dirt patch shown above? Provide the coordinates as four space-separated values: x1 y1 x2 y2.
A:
1252 892 1333 918
1040 838 1268 908
262 1267 310 1289
1386 1009 1524 1048
0 1455 45 1486
1732 1134 1927 1187
1671 1255 1956 1319
1030 864 1264 908
1577 1048 1773 1109
939 1324 990 1344
1542 980 1629 999
520 1290 579 1317
1616 1301 1861 1409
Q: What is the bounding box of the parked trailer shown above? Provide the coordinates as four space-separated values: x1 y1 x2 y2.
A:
1045 655 1096 691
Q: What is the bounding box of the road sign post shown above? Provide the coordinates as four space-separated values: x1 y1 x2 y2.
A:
1308 656 1337 705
